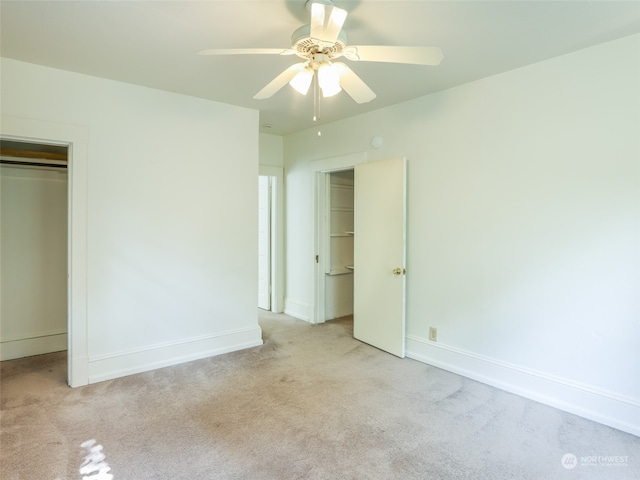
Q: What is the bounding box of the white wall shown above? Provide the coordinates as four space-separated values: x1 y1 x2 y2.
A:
0 58 262 383
259 133 284 167
0 166 68 359
283 34 640 435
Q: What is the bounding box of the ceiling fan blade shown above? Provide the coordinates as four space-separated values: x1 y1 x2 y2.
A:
198 48 295 56
310 2 348 46
254 63 307 100
343 46 444 66
334 63 376 104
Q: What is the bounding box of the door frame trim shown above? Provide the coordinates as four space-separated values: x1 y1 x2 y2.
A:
310 152 367 324
1 115 90 387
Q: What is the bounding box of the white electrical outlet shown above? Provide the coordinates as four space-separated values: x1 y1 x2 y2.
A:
429 327 437 342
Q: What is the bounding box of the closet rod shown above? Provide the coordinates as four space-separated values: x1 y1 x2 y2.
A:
0 159 67 169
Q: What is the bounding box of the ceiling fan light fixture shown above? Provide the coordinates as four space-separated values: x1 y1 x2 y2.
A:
318 63 342 97
200 0 442 120
289 67 314 95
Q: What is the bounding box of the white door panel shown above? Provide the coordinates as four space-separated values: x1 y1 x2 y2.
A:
353 157 406 357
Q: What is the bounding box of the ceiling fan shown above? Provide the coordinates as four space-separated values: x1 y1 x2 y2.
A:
199 0 443 107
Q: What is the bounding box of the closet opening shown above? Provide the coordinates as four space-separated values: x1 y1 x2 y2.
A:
0 139 69 363
311 152 366 325
324 169 354 321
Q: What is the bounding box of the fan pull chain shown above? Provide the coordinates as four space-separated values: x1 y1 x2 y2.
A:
313 71 321 136
313 71 318 122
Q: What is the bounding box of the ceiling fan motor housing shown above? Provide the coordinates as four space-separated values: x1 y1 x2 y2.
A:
291 24 347 60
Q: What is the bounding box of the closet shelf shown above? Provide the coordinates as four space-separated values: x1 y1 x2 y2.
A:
331 207 354 212
327 267 354 276
330 232 355 237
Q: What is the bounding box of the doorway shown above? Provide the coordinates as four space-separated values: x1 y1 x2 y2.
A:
258 166 284 313
258 175 272 311
312 152 367 324
1 140 68 361
1 115 90 387
312 154 407 357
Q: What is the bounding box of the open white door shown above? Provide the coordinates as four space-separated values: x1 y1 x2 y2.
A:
353 157 407 357
258 176 271 310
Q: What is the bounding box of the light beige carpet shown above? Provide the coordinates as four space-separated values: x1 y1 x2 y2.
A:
1 311 638 479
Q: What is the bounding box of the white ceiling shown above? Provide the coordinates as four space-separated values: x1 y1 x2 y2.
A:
2 0 640 135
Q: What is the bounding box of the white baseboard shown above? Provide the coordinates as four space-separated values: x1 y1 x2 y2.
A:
87 326 263 384
284 298 311 322
406 334 640 437
0 332 67 360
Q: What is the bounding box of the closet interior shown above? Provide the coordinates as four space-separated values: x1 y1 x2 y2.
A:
0 139 68 360
324 169 354 320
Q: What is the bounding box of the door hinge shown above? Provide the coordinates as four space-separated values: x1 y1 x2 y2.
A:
315 254 319 263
